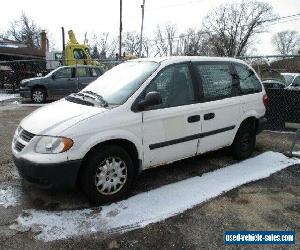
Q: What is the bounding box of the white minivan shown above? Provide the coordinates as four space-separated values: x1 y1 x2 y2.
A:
12 57 267 204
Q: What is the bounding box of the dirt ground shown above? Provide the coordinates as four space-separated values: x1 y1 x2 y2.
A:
0 103 299 249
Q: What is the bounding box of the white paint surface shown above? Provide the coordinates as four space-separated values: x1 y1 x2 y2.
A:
0 185 21 208
10 152 300 241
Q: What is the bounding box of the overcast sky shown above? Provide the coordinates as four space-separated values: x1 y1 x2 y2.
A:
1 0 300 55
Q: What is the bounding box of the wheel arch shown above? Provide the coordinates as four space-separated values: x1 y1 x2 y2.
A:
31 85 48 97
233 115 258 140
78 138 141 183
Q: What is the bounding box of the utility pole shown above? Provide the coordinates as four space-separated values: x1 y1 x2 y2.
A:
119 0 123 59
61 27 65 65
139 0 145 58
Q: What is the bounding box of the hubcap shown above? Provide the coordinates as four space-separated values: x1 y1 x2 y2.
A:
95 157 127 195
32 90 44 103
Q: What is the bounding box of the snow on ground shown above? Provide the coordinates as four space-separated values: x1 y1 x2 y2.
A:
10 151 300 241
292 151 300 157
0 93 20 102
0 185 22 208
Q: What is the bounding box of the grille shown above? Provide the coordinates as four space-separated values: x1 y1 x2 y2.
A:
20 129 35 142
15 141 25 152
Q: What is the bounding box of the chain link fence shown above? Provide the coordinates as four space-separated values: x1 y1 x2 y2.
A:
240 55 300 132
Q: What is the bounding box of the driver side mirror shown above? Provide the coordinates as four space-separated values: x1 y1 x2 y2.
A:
138 91 162 110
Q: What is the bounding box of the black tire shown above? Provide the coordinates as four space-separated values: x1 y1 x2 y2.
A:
31 87 46 103
231 121 256 160
80 145 135 205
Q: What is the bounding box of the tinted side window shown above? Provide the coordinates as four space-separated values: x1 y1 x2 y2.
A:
195 63 233 101
75 67 89 77
144 64 194 109
55 68 72 78
234 63 262 94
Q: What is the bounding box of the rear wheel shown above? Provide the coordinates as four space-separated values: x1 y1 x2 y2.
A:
231 121 256 160
80 145 135 205
31 88 46 103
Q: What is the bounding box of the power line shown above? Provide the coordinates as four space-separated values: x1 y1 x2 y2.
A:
264 17 300 26
145 0 205 11
259 13 300 24
144 13 300 43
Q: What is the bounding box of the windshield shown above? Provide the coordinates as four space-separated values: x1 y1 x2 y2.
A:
45 67 66 77
281 74 295 86
82 61 159 105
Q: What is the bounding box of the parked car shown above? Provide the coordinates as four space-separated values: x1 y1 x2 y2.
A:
19 65 103 103
12 57 267 204
281 73 300 89
287 75 300 90
262 79 286 90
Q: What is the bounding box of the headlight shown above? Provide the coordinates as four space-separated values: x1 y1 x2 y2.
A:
20 80 28 87
35 136 73 154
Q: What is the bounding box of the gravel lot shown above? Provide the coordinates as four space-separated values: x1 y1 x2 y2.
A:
0 103 299 249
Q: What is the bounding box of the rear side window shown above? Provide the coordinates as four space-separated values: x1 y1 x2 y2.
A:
194 63 233 101
234 63 262 94
75 67 89 77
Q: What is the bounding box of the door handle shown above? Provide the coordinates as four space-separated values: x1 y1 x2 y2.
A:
187 115 200 123
204 113 215 120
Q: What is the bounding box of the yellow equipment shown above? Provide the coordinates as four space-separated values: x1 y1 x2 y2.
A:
65 30 101 67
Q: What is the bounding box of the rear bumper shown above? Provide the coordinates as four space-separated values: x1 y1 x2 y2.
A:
256 116 267 134
13 155 82 190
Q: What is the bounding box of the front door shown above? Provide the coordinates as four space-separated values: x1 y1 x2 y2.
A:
49 67 76 97
141 63 201 168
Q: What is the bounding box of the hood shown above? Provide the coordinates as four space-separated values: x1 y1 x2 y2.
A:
20 99 108 135
22 76 44 83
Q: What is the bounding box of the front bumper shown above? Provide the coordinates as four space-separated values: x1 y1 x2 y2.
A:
19 87 31 98
256 116 267 134
13 155 82 189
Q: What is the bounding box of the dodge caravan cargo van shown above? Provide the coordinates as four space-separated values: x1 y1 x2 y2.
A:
12 57 267 204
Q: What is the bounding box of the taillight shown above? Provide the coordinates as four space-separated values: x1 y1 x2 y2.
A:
263 94 269 109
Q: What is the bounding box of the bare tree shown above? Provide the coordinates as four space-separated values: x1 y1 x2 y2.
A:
154 23 177 56
154 25 168 56
272 30 300 55
142 37 151 57
123 31 140 56
6 13 42 48
90 33 119 59
202 1 276 57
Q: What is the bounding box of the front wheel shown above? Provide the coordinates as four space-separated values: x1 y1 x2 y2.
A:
231 121 256 160
31 88 46 103
80 145 135 205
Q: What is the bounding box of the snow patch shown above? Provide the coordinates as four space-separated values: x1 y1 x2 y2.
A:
0 93 20 102
10 152 300 241
0 185 21 208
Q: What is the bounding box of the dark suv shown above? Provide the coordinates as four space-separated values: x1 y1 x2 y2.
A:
19 65 103 103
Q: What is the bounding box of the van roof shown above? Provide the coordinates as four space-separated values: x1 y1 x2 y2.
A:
130 56 247 64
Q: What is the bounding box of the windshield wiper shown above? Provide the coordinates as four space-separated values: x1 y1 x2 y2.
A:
81 91 108 107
